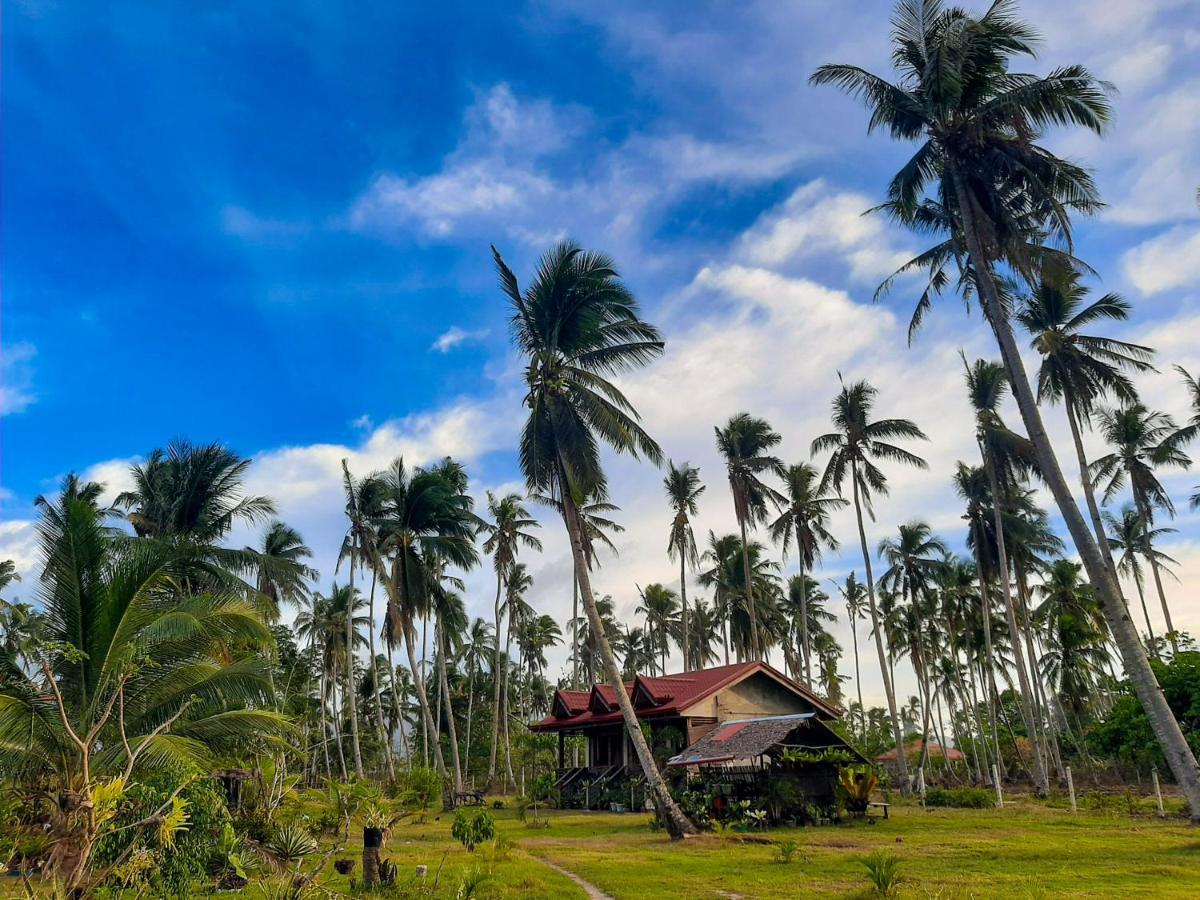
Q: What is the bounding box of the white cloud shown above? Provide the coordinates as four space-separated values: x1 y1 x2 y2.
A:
1 343 37 415
736 180 913 282
430 326 490 353
0 520 40 589
1121 226 1200 295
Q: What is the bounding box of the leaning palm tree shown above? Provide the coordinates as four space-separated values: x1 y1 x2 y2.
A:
478 492 542 786
664 461 705 672
1090 404 1190 651
1103 505 1178 653
813 0 1200 811
1017 266 1154 573
812 378 927 791
770 461 846 683
494 239 696 838
715 413 785 661
962 355 1048 793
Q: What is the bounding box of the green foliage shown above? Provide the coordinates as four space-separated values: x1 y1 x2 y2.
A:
264 824 318 865
758 776 799 823
451 809 496 852
1090 651 1200 771
860 850 903 897
924 786 994 809
778 747 856 766
398 765 444 815
774 839 803 864
93 775 229 897
456 864 491 899
838 766 878 813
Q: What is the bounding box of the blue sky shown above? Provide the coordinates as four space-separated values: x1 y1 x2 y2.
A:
4 0 1200 695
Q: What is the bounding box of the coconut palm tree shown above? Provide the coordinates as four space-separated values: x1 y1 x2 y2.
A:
664 461 705 672
0 560 21 598
573 592 620 685
461 617 494 782
1090 404 1190 651
499 561 534 788
1103 505 1178 653
962 355 1049 793
636 583 679 674
715 414 785 661
685 599 721 670
813 0 1200 812
6 479 288 891
836 572 869 738
780 575 835 683
249 520 317 618
770 462 846 683
494 239 696 838
479 492 542 784
1016 267 1154 572
430 579 469 792
373 457 478 782
879 521 950 776
116 440 275 541
812 378 927 791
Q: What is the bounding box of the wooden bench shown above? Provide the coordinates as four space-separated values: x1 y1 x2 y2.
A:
867 801 890 821
455 790 485 807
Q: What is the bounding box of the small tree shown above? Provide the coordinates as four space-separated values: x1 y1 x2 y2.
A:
451 810 496 852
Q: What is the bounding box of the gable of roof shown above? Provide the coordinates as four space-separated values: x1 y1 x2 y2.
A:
552 690 590 719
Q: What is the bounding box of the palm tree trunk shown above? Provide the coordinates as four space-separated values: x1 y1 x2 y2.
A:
561 488 697 839
392 558 447 778
850 616 866 739
330 671 348 779
679 555 690 672
502 624 517 792
1064 399 1121 572
799 555 811 684
366 568 395 782
737 515 761 660
850 462 910 793
952 165 1200 817
981 446 1049 795
318 670 333 780
1134 490 1177 652
345 553 365 778
464 658 476 787
488 570 504 784
436 626 464 793
1130 570 1157 652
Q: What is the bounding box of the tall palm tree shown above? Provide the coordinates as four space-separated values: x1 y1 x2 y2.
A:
1017 267 1154 573
836 573 869 738
479 492 542 785
494 239 696 838
116 439 275 541
715 413 785 661
499 561 534 788
685 599 721 670
879 521 949 775
771 462 846 683
812 378 927 791
962 355 1048 793
461 617 494 782
430 579 469 791
780 575 835 683
1090 404 1190 651
1103 505 1178 652
664 461 704 672
635 583 680 674
373 457 478 783
813 0 1200 812
249 520 317 619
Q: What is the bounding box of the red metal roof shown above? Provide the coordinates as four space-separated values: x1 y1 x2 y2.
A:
531 661 840 732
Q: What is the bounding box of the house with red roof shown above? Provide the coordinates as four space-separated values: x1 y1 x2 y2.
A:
532 661 844 806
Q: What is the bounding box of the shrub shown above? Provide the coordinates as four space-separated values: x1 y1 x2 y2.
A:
263 824 318 867
860 850 903 897
838 766 879 814
774 839 802 864
92 774 231 897
451 810 496 852
924 786 993 809
398 766 444 816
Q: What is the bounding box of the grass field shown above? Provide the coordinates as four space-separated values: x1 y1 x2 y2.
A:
251 794 1200 899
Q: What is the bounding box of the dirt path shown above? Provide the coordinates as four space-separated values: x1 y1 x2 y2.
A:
532 856 614 900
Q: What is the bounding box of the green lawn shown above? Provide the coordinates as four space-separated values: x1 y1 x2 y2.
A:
276 797 1200 898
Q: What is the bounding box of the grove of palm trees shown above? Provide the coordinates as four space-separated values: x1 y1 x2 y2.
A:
5 0 1200 896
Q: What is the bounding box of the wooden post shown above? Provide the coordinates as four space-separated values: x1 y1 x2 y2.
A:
1152 769 1165 818
1066 765 1076 813
992 765 1003 809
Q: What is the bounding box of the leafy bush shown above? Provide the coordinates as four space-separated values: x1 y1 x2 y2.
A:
838 766 878 814
398 765 444 816
263 824 318 866
774 839 803 864
92 775 230 897
451 810 496 852
860 850 903 896
924 786 993 809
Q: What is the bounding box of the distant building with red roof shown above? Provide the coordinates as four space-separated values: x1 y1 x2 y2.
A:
533 661 841 776
876 739 965 764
